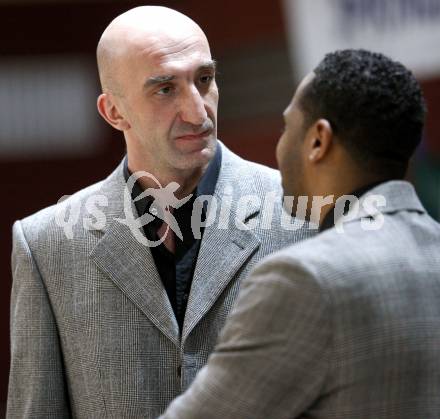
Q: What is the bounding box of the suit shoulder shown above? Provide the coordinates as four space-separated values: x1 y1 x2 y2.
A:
246 240 330 307
224 148 281 192
263 212 440 292
17 178 106 246
256 228 356 287
246 160 281 187
235 153 280 181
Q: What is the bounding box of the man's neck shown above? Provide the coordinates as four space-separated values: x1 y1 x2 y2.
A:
127 162 207 199
317 177 389 230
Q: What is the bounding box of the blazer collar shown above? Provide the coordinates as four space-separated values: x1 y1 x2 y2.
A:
356 180 425 218
89 160 180 347
89 142 262 347
330 180 426 231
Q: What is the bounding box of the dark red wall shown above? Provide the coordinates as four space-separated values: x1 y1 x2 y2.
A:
1 1 439 412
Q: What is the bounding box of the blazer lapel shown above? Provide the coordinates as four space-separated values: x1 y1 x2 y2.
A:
182 146 261 342
182 217 260 343
88 162 179 347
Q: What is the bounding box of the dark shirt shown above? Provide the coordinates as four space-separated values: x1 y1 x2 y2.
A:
320 181 384 233
123 145 221 330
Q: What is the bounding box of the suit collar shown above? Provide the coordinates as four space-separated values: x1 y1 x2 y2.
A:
356 180 425 218
213 142 260 219
89 142 262 346
122 143 222 219
324 180 426 231
94 141 261 228
320 180 384 232
89 160 180 346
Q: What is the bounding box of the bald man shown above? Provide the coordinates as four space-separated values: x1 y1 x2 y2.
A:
7 6 312 418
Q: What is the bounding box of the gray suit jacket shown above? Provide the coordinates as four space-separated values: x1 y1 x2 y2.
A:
7 143 313 418
160 180 440 419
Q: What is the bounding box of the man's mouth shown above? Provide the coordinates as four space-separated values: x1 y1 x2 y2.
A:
175 129 212 141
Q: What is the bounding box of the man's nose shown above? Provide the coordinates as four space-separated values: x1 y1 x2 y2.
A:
178 86 208 125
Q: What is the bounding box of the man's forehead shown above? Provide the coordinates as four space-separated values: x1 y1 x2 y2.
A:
100 7 209 64
283 74 313 119
286 72 314 109
296 72 315 97
115 33 212 88
97 6 210 92
104 6 204 43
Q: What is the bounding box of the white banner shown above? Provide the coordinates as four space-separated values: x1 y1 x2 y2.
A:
0 56 103 157
283 0 440 80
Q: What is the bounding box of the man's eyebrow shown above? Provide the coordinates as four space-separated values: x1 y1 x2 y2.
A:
198 60 217 72
144 60 217 89
144 75 175 88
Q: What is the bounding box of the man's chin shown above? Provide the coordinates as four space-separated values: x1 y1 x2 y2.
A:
171 138 217 170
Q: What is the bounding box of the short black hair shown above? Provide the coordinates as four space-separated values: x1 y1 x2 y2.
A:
299 49 426 178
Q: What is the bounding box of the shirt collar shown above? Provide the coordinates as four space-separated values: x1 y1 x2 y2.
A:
195 143 221 198
123 142 222 218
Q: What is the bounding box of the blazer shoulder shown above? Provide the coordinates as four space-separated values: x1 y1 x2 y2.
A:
268 209 440 294
246 160 281 189
220 144 281 193
261 229 355 287
245 244 332 313
17 178 107 248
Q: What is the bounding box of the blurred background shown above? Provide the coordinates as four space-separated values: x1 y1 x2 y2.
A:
0 0 439 415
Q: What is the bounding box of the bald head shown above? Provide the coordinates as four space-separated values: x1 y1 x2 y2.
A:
97 6 208 95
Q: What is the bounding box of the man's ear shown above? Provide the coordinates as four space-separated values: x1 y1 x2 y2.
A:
307 119 334 162
97 93 131 131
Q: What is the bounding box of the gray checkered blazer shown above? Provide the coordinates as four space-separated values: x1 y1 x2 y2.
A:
160 181 440 419
7 142 314 418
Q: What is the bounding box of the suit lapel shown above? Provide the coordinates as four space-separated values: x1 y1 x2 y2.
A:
182 145 261 342
88 162 179 347
182 217 260 342
87 146 270 347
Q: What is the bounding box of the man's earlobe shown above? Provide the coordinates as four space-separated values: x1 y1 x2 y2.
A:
311 119 333 160
97 93 130 131
309 139 322 160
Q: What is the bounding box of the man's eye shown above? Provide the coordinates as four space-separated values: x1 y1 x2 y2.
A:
199 74 214 84
157 85 174 95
